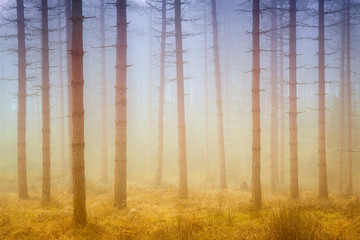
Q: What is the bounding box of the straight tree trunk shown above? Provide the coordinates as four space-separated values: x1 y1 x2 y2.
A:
71 0 86 226
42 0 51 203
289 0 299 199
100 0 108 183
270 0 278 193
252 0 261 209
346 0 352 196
279 0 285 185
16 0 28 200
114 0 128 208
174 0 188 199
148 3 153 174
211 0 227 190
155 0 166 186
339 0 346 192
318 0 328 199
204 0 210 180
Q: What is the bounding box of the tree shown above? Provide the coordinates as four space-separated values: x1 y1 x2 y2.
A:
270 0 279 193
174 0 188 199
17 0 28 200
204 0 210 180
346 0 352 196
155 0 167 186
252 0 261 209
114 0 128 209
100 0 108 183
211 0 227 190
71 0 87 226
318 0 328 199
41 0 51 203
339 0 345 192
289 0 299 200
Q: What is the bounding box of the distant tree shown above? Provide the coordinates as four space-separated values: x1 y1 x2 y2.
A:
41 0 51 203
71 0 87 226
17 0 28 200
114 0 128 209
339 0 345 192
211 0 227 190
252 0 262 209
346 0 352 196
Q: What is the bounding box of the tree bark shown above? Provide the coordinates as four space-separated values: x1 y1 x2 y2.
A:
42 0 51 203
71 0 86 226
174 0 188 199
252 0 261 209
318 0 328 199
155 0 166 186
211 0 227 190
346 0 352 196
289 0 299 199
16 0 28 200
114 0 128 208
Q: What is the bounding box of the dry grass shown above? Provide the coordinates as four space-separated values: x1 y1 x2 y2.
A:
0 177 359 239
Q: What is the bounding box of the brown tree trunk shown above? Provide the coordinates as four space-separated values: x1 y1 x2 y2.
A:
174 0 188 199
42 0 51 203
346 0 352 196
71 0 86 226
252 0 261 209
155 0 166 186
318 0 328 199
16 0 28 200
204 0 210 180
114 0 128 208
289 0 299 200
211 0 227 190
279 0 285 185
270 0 278 193
100 0 108 183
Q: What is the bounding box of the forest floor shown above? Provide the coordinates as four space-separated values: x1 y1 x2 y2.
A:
0 175 360 239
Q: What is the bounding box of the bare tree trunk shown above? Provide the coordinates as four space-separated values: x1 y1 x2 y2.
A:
270 0 278 193
114 0 127 208
58 0 65 176
204 0 210 180
100 0 108 183
211 0 227 190
279 0 285 185
252 0 261 209
174 0 188 199
71 0 86 226
16 0 28 200
42 0 51 203
148 3 153 175
339 0 346 192
318 0 328 199
289 0 299 200
346 0 352 196
155 0 166 186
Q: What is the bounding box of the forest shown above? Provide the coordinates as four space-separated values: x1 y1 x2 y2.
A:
0 0 360 239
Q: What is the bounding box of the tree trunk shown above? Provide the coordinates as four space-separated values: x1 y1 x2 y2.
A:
100 0 108 183
346 0 352 196
148 3 153 175
155 0 166 186
211 0 227 190
204 0 210 180
279 0 285 185
71 0 86 226
289 0 299 200
174 0 188 199
16 0 28 200
42 0 51 203
270 0 278 193
252 0 261 209
114 0 127 209
318 0 328 199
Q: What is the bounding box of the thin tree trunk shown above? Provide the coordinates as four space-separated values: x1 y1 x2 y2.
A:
114 0 127 209
252 0 261 209
211 0 227 190
16 0 28 200
346 0 352 196
279 0 285 185
289 0 299 200
42 0 51 203
155 0 166 186
100 0 108 183
204 0 210 180
318 0 328 199
270 0 278 193
339 0 345 192
174 0 188 199
148 3 153 175
71 0 86 226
